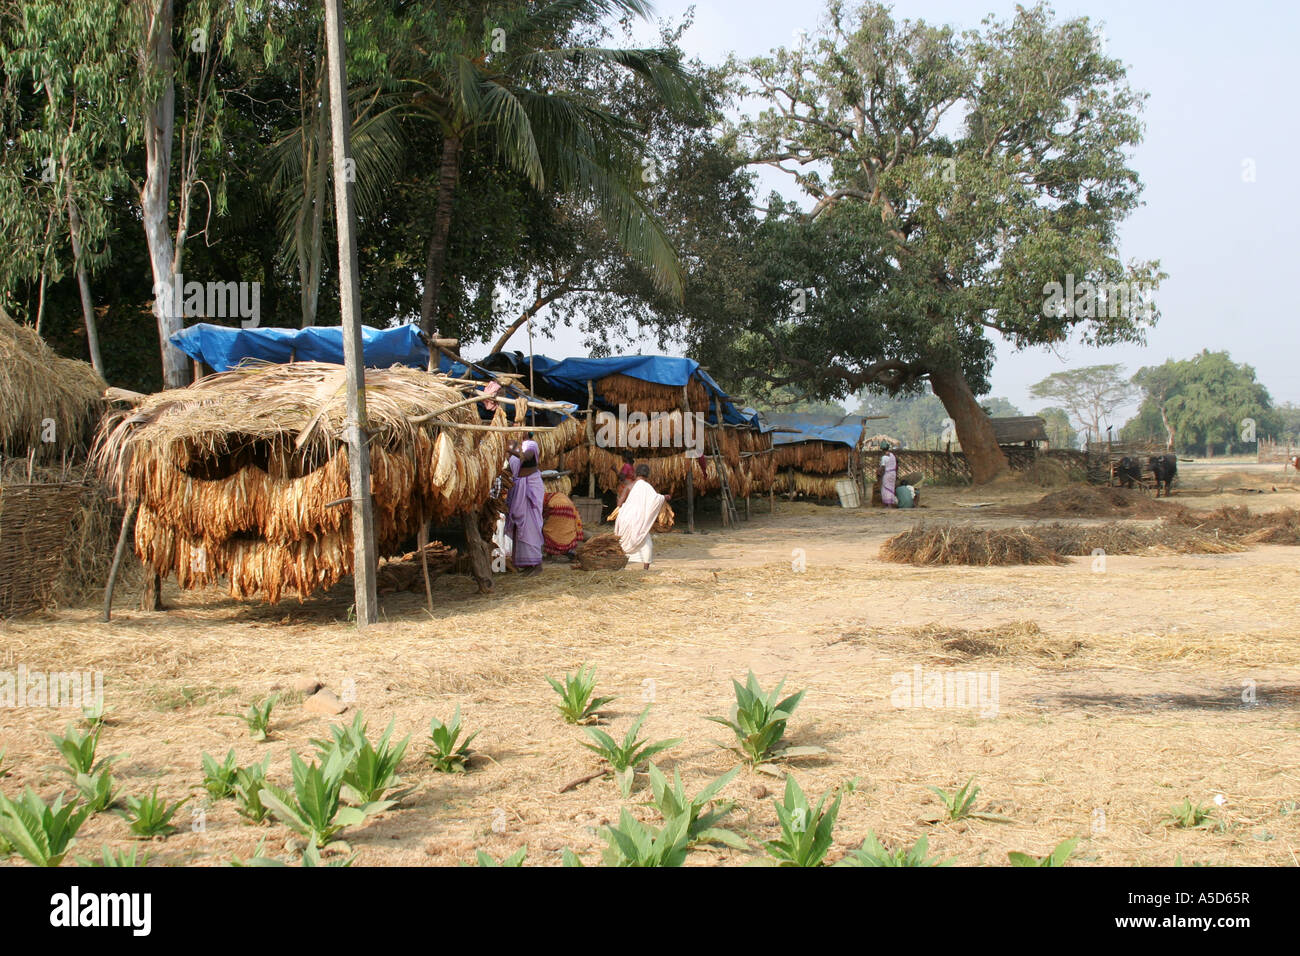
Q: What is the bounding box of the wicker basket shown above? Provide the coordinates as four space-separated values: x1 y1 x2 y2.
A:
574 533 628 571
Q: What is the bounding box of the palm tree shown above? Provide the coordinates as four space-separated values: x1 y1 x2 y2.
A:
399 0 698 361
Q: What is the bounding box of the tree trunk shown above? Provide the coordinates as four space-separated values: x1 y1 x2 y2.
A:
929 365 1008 484
1159 404 1175 452
420 133 462 367
461 509 494 593
139 0 189 389
67 198 104 376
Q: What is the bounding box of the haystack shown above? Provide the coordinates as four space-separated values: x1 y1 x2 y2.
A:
1172 506 1300 546
0 307 105 460
92 362 517 602
880 524 1067 566
1012 485 1174 518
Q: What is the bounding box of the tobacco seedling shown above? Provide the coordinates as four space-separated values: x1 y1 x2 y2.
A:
77 845 148 867
548 665 616 724
74 770 120 813
342 719 412 804
926 777 1011 823
49 724 116 779
1163 798 1216 829
427 707 478 774
645 764 746 850
233 756 272 824
1009 837 1079 867
471 847 527 867
838 831 952 867
581 706 681 797
599 808 692 867
707 672 819 767
201 749 240 800
121 787 190 839
0 788 92 866
763 775 841 867
228 695 277 742
260 749 392 849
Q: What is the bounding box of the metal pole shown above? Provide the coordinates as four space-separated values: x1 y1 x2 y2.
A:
324 0 377 626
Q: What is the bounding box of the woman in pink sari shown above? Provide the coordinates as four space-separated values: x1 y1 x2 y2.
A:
505 438 545 576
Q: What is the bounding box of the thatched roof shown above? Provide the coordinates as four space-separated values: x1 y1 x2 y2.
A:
0 307 106 460
91 361 524 602
990 416 1048 445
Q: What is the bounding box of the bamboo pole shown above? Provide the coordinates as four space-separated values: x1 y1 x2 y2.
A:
325 0 377 626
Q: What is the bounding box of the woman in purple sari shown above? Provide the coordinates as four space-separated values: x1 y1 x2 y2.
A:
505 438 545 576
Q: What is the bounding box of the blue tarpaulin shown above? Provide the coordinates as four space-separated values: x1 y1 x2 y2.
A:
171 323 429 372
487 352 756 426
762 412 863 447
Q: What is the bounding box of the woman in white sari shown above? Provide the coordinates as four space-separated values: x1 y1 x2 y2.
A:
614 464 667 568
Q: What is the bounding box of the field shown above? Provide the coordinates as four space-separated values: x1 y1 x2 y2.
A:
2 461 1299 866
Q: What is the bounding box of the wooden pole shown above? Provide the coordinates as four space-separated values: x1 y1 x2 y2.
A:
417 512 433 613
586 380 596 498
681 386 694 534
324 0 378 627
102 500 139 622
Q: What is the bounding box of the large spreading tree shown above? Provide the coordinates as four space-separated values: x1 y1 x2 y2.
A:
728 0 1163 481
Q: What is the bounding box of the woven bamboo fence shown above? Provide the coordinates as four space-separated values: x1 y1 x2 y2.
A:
0 481 86 616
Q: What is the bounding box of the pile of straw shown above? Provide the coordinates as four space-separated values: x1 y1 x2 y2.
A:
1031 521 1244 556
0 307 105 460
881 519 1247 566
880 523 1067 566
1172 506 1300 546
92 362 515 602
574 533 628 570
1012 485 1174 518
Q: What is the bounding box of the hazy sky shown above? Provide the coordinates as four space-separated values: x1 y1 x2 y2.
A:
483 0 1300 422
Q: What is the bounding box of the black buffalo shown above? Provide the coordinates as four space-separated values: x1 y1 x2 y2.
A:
1149 454 1177 497
1113 457 1141 488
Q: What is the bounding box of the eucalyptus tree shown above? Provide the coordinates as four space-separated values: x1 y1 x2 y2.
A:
0 0 137 371
735 1 1164 481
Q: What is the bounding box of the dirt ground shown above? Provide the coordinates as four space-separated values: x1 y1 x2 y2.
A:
2 460 1299 866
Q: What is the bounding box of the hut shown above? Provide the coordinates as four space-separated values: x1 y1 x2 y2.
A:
764 413 865 501
990 416 1049 448
92 361 525 603
0 307 109 615
479 352 775 528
